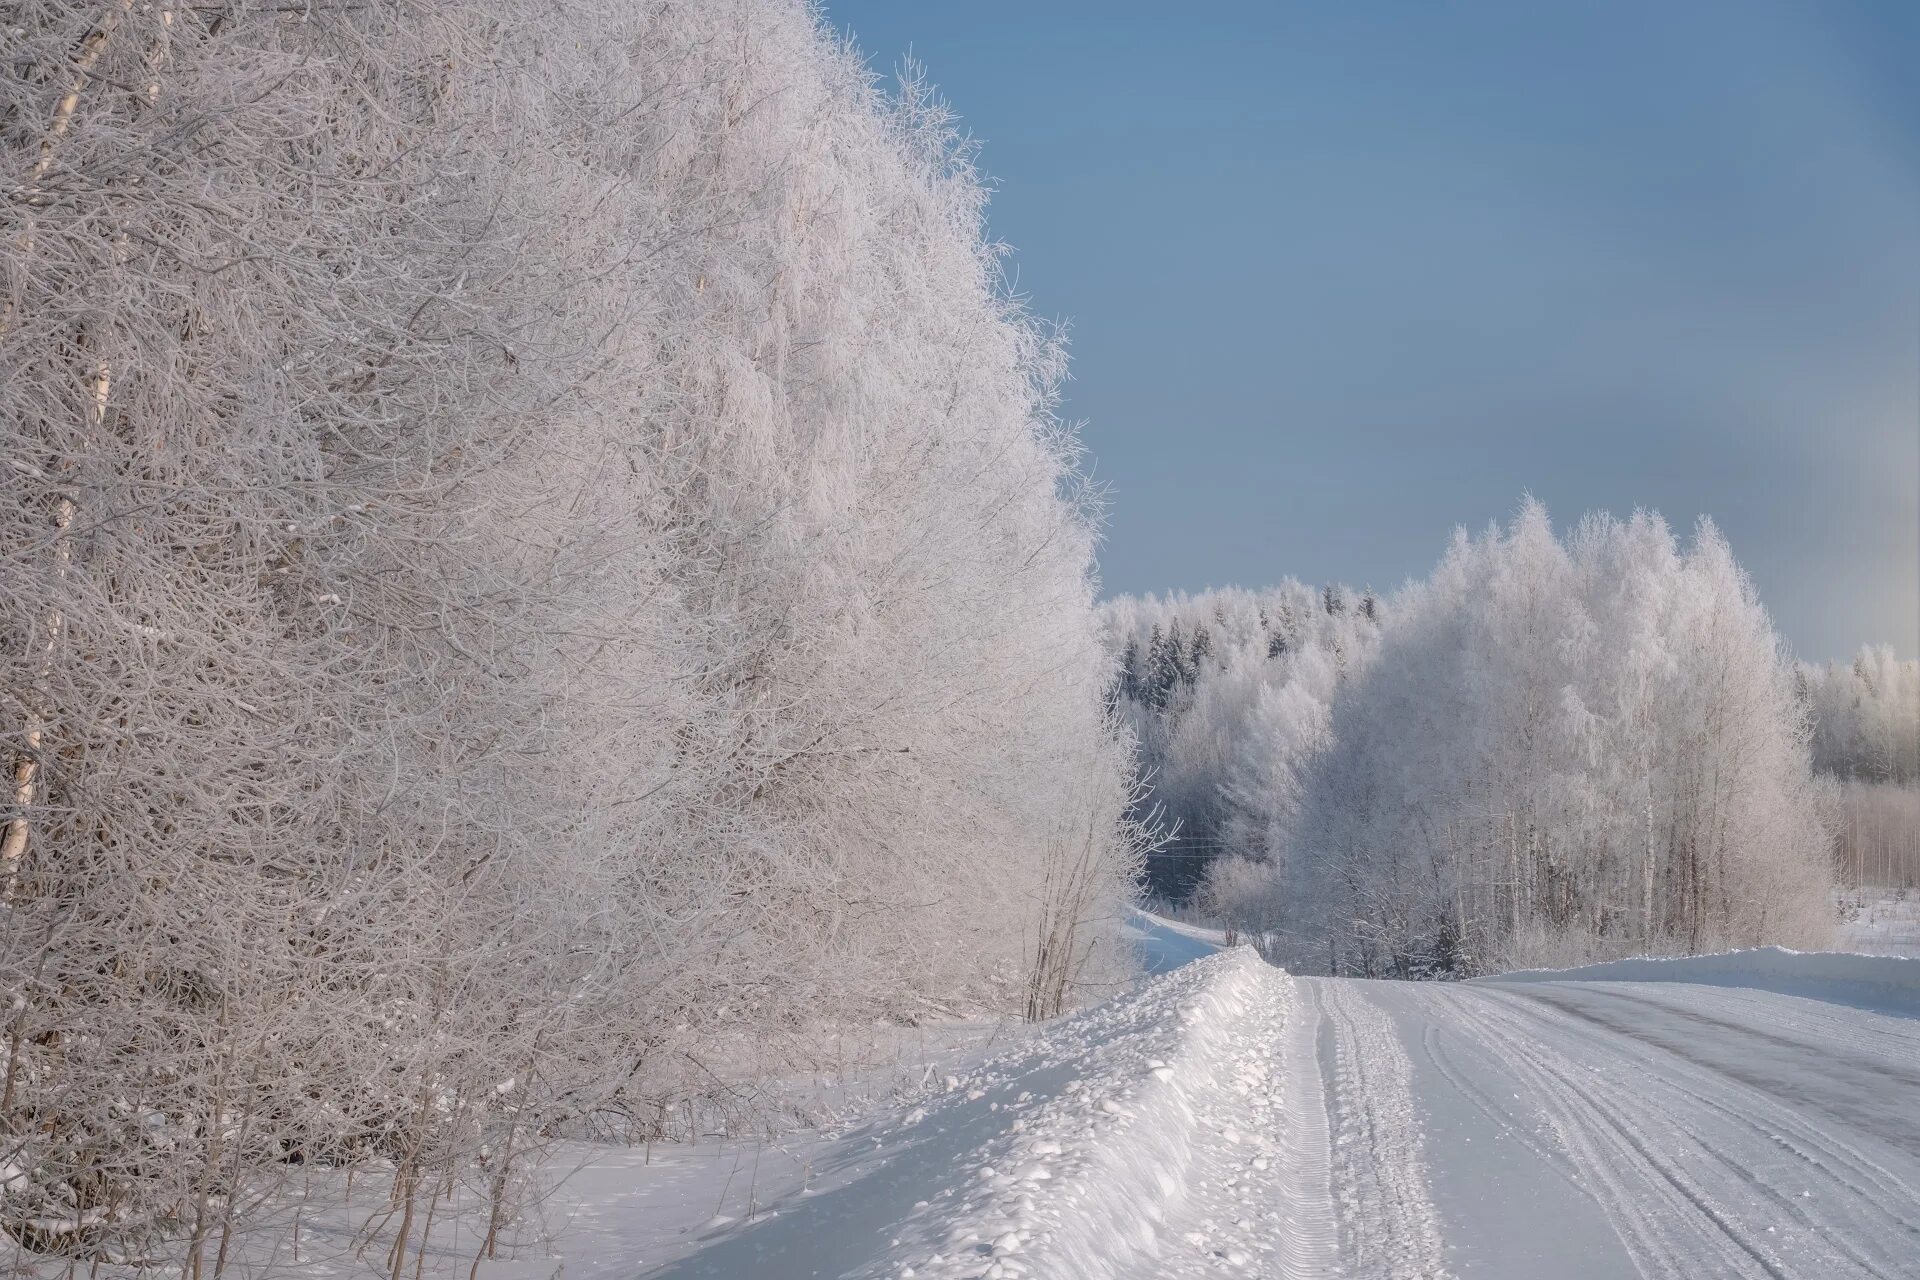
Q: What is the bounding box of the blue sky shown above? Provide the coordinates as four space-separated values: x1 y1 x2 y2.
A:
823 0 1920 660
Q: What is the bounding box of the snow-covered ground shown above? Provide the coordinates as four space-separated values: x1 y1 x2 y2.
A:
282 936 1919 1279
1399 955 1920 1277
620 943 1920 1279
1839 890 1920 957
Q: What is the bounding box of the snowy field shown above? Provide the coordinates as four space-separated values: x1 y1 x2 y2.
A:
1839 891 1920 957
287 930 1909 1280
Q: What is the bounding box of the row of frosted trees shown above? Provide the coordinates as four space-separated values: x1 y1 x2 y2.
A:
1280 503 1833 974
1801 647 1920 784
1129 502 1837 975
1802 649 1920 891
0 0 1142 1269
1101 584 1380 899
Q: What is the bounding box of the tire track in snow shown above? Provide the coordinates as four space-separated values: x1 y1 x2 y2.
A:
1464 985 1920 1279
1425 986 1769 1278
1266 969 1340 1279
1523 983 1920 1138
1432 984 1920 1280
1515 985 1920 1233
1410 1017 1592 1190
1307 978 1449 1280
1611 983 1920 1072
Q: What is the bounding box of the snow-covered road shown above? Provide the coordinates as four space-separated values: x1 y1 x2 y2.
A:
1375 972 1920 1278
653 947 1920 1279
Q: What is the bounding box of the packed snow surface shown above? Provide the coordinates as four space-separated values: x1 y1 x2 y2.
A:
552 945 1920 1278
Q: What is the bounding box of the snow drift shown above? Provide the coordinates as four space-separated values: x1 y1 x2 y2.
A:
652 947 1322 1279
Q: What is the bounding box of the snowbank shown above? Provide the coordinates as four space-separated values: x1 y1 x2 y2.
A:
1487 946 1920 1017
857 947 1273 1277
648 946 1290 1278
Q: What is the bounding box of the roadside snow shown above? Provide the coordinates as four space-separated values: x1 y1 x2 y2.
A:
653 948 1448 1279
650 948 1419 1278
650 945 1918 1279
1488 946 1920 1016
296 942 1919 1279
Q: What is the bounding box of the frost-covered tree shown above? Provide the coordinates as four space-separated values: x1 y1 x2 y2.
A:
1802 647 1920 784
1797 648 1919 893
0 1 1140 1266
1101 584 1381 900
1277 501 1832 976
